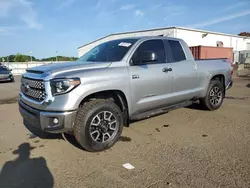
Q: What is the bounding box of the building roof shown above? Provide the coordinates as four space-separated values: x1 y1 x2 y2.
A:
78 26 246 49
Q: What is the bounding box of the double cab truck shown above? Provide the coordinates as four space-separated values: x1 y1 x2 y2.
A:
19 36 233 152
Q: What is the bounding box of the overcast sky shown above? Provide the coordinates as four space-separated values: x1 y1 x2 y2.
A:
0 0 250 58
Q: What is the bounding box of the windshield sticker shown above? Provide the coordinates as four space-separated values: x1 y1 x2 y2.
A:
118 42 132 47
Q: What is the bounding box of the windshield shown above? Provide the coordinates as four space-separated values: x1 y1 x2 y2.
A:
78 39 138 62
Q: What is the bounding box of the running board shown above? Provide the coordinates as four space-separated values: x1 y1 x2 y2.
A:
130 101 193 121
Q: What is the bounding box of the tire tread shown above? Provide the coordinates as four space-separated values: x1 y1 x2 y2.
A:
200 80 224 111
73 99 123 152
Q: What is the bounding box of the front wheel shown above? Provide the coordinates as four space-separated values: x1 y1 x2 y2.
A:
200 80 224 111
73 99 123 152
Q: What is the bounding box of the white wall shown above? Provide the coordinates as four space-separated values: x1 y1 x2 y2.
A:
3 61 71 75
78 29 175 57
246 39 250 50
175 29 246 51
78 27 250 57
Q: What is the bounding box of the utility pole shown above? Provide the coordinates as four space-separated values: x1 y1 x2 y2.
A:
30 51 32 63
56 51 58 63
7 56 9 68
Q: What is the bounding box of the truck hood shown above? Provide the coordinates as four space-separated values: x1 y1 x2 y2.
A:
26 61 112 75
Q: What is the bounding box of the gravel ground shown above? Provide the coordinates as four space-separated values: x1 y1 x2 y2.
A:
0 77 249 188
0 75 21 101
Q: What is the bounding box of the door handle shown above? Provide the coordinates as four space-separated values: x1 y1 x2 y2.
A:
162 67 172 72
132 74 140 79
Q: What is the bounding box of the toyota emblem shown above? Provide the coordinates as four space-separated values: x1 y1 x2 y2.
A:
22 83 30 93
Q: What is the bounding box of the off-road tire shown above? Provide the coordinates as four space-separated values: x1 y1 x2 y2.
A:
200 80 225 111
73 99 123 152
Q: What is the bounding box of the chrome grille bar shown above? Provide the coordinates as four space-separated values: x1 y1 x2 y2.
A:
21 77 46 102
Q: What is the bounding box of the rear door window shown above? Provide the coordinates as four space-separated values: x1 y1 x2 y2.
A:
168 40 186 62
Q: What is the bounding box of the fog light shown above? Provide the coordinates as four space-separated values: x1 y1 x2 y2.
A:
53 118 59 125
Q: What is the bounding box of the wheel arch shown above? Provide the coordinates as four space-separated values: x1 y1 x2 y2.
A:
210 74 226 96
211 74 225 86
199 74 225 111
79 90 130 127
199 73 226 98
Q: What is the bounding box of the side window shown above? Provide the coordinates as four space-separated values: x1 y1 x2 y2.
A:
0 67 7 71
132 40 166 64
168 40 186 62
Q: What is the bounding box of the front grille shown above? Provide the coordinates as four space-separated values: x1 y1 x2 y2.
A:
21 77 46 102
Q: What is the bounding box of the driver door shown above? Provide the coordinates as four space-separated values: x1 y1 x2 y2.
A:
128 39 173 115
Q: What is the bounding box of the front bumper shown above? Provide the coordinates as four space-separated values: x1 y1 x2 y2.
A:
0 75 14 82
226 80 233 90
19 100 77 133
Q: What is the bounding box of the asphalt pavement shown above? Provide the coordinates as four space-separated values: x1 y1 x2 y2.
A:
0 76 250 188
0 75 21 101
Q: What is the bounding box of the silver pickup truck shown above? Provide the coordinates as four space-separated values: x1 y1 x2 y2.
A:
19 36 233 152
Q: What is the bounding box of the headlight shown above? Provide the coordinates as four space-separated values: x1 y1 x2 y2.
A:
50 78 81 95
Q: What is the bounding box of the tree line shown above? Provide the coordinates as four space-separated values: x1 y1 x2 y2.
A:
238 32 250 37
1 53 78 62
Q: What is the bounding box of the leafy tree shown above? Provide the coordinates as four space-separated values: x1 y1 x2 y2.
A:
1 54 77 62
9 55 16 62
31 56 37 61
14 54 29 62
41 56 78 61
0 55 15 62
41 57 56 61
238 32 250 37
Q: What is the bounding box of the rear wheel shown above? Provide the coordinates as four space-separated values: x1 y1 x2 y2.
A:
200 80 224 110
73 99 123 152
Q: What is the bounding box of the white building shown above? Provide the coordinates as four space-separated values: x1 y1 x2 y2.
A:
78 26 250 58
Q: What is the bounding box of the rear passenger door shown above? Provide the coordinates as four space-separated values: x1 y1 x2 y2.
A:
165 40 198 102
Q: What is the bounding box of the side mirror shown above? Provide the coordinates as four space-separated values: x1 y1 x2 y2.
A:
133 51 158 65
10 69 12 71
